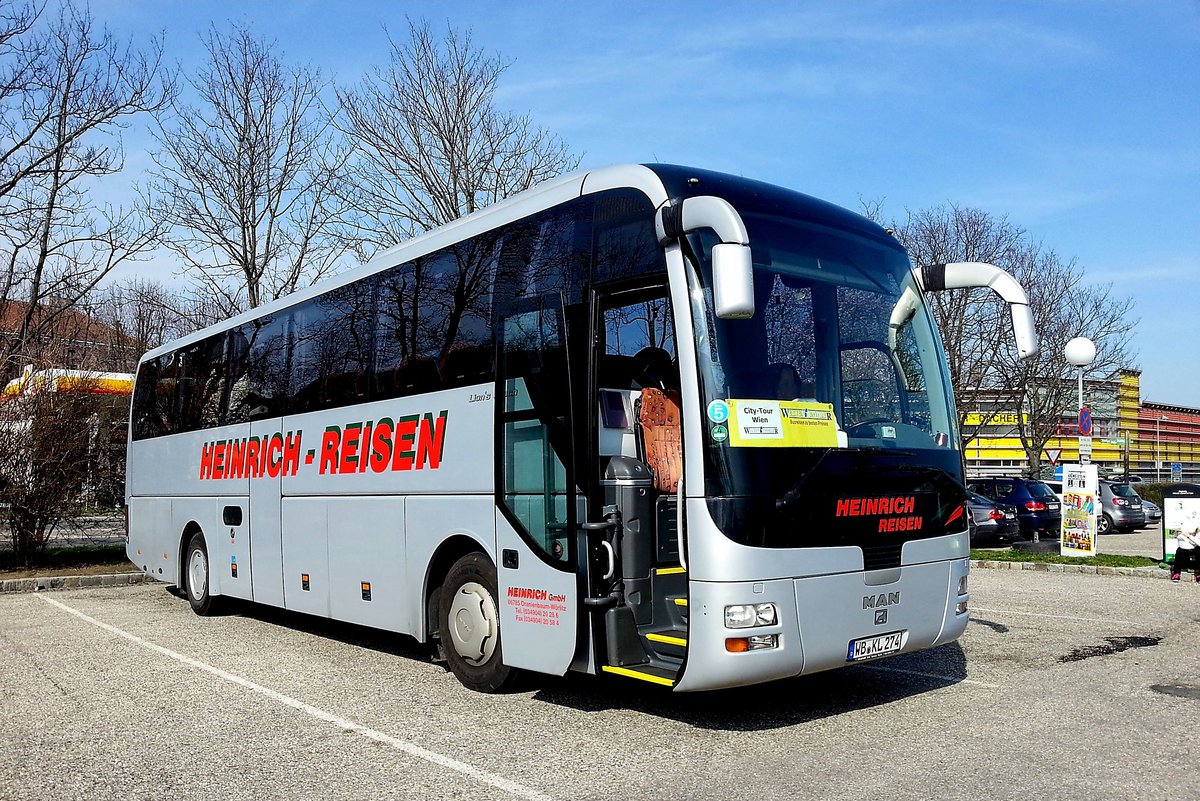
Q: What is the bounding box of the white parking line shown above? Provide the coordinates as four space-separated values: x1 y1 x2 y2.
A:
971 607 1138 626
36 594 554 801
855 663 1003 689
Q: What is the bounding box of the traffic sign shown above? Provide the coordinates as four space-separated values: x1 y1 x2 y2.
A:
1078 435 1092 465
1078 407 1093 437
1044 448 1063 466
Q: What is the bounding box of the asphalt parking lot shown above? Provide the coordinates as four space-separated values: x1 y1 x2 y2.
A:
2 570 1197 801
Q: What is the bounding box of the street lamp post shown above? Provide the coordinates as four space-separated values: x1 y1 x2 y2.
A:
1064 337 1096 466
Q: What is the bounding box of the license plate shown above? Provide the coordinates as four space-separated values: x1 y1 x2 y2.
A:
847 630 908 661
1048 502 1060 511
1004 511 1016 519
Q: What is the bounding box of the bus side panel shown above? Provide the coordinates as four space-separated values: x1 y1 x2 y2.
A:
405 495 494 641
126 497 173 581
495 512 577 676
280 496 331 618
127 427 246 497
206 496 252 601
250 419 285 608
171 496 219 586
327 496 408 633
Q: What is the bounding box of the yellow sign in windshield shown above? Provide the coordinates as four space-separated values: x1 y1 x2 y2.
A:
727 400 839 448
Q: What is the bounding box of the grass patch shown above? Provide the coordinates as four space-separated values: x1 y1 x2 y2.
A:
0 543 128 573
970 549 1164 569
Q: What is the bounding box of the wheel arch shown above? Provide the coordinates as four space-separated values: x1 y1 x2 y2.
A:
422 534 492 643
177 521 203 588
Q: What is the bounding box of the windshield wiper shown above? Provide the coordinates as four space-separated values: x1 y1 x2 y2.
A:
774 448 837 511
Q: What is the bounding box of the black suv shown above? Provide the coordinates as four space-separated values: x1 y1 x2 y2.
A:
966 477 1062 540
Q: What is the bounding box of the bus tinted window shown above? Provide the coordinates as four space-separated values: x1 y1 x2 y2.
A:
131 354 175 440
292 280 376 413
375 237 496 399
176 334 227 432
592 190 659 284
229 315 290 421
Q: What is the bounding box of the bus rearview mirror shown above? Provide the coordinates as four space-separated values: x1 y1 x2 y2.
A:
712 243 755 319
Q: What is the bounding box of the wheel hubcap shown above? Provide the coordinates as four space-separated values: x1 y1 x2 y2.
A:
188 547 208 601
447 581 498 665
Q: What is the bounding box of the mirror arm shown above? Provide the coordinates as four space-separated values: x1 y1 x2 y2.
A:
657 196 755 319
915 261 1039 360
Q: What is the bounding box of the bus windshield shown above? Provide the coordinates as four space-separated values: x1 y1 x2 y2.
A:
686 213 962 551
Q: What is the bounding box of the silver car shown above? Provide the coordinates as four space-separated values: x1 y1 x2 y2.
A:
1097 481 1146 534
1139 498 1162 529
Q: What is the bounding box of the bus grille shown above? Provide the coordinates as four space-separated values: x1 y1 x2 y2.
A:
862 543 903 571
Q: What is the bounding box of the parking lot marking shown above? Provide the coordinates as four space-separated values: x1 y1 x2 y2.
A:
855 663 1003 689
36 594 554 801
971 607 1138 626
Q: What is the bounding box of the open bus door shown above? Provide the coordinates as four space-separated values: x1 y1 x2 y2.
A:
493 297 580 675
582 286 690 688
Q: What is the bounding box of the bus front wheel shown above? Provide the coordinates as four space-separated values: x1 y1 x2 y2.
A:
440 552 514 693
184 531 221 616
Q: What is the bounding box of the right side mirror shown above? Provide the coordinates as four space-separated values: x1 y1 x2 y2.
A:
918 261 1039 360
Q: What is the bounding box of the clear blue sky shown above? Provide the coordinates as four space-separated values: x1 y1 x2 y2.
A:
94 0 1200 406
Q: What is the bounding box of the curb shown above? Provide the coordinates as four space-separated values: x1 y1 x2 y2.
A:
970 560 1171 580
0 572 149 594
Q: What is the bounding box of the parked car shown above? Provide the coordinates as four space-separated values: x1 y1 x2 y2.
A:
1138 497 1162 529
965 490 1020 545
1106 474 1144 483
1097 480 1146 534
1044 480 1065 504
966 477 1061 540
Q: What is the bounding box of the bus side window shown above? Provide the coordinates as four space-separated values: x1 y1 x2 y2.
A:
291 281 376 413
224 329 251 425
175 334 227 432
240 315 290 420
132 355 172 439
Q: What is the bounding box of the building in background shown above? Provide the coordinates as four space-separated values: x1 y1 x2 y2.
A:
963 369 1199 481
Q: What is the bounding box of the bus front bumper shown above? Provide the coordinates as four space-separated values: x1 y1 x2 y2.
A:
673 558 969 692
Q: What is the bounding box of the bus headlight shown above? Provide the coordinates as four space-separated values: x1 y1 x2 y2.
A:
724 603 778 629
957 576 968 596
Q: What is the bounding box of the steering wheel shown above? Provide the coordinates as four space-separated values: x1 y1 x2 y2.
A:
846 418 893 435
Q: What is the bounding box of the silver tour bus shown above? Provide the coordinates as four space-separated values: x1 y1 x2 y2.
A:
126 164 1037 692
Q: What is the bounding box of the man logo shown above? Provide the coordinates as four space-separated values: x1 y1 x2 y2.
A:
874 609 888 625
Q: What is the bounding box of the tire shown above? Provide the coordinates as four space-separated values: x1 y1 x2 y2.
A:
183 531 221 616
439 552 514 693
1096 514 1113 535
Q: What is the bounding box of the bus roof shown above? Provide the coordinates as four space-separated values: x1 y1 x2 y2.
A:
138 163 895 364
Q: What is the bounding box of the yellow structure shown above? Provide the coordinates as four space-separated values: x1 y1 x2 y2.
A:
964 370 1199 481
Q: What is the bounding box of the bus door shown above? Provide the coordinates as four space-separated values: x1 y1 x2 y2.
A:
586 286 688 686
494 294 580 675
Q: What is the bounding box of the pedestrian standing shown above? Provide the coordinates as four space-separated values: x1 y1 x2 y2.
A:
1171 526 1200 583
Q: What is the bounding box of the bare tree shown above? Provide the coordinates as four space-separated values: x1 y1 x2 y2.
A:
148 25 349 311
888 204 1136 475
0 1 172 382
0 381 126 564
334 18 579 252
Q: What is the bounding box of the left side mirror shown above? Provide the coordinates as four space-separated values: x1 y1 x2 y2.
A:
712 243 754 319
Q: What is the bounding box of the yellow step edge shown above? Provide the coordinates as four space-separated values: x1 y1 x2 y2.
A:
673 598 688 607
601 665 675 687
655 566 686 576
646 632 687 647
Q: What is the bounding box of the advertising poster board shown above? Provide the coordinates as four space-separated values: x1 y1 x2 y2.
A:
1162 484 1200 565
1060 463 1098 557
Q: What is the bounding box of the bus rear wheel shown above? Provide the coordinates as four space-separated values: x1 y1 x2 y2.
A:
184 531 221 616
440 552 514 693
